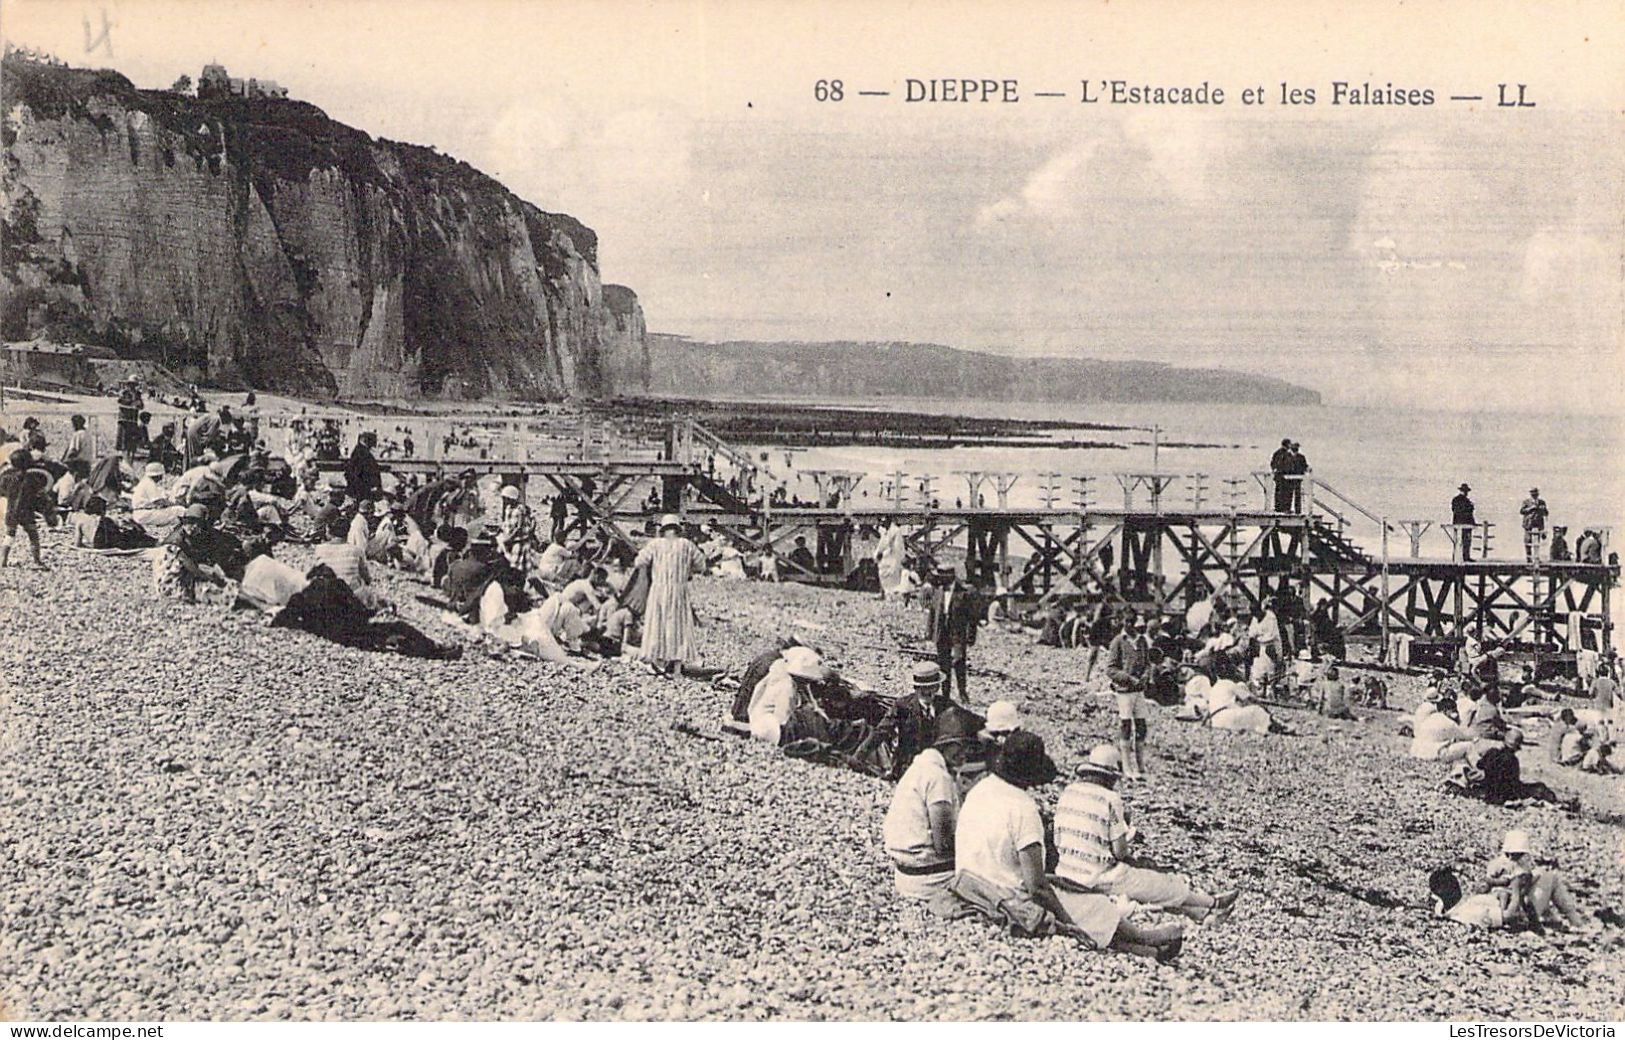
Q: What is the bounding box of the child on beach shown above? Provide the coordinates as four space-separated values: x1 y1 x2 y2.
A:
1483 830 1595 932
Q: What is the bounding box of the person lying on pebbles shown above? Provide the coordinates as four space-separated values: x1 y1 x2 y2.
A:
1174 670 1281 735
743 646 908 775
1445 727 1563 806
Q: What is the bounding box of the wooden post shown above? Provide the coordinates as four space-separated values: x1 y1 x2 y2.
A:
997 522 1010 590
1462 565 1475 637
1151 477 1164 613
1602 580 1613 655
1380 516 1391 663
1476 572 1486 641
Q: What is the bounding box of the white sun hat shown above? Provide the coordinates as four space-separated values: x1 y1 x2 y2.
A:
980 700 1021 738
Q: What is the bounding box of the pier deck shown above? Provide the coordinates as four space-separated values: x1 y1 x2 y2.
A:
313 431 1616 658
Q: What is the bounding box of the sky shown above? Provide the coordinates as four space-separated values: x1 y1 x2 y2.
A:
4 0 1623 411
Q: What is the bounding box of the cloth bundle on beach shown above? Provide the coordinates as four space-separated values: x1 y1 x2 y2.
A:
237 555 310 614
779 705 898 778
271 564 462 660
783 695 983 780
620 561 652 618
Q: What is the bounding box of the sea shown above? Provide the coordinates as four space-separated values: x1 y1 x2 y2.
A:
748 398 1625 561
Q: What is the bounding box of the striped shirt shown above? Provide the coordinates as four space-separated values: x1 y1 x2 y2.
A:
314 542 370 590
1053 781 1129 887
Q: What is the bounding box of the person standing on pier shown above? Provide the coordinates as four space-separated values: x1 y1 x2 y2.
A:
1284 441 1309 513
635 514 705 678
1549 526 1571 562
1452 484 1477 561
1520 488 1548 561
1269 439 1293 512
925 563 981 700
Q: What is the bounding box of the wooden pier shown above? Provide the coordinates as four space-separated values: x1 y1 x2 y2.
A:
314 421 1617 658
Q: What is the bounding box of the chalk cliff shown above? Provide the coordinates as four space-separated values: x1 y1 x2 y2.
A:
1 56 648 399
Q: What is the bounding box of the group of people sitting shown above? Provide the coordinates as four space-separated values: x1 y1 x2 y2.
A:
1405 639 1625 801
723 639 1239 962
878 661 1240 962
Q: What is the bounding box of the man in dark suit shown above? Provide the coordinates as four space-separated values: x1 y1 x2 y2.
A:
1269 438 1293 512
891 661 967 779
1451 483 1476 561
924 563 981 700
345 431 383 504
1284 441 1309 513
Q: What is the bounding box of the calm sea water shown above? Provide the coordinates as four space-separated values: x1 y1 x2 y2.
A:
752 398 1625 560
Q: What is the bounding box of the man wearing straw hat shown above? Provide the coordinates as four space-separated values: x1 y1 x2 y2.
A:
893 660 960 777
925 562 981 700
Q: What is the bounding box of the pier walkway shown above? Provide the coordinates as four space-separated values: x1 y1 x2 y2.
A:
312 419 1616 659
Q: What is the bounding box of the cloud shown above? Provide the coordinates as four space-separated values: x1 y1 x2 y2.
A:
971 113 1241 229
974 140 1097 227
1119 111 1232 205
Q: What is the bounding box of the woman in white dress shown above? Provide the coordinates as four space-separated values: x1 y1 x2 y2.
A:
635 514 705 676
874 521 910 599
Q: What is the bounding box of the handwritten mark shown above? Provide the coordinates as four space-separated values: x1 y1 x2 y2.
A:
83 8 114 57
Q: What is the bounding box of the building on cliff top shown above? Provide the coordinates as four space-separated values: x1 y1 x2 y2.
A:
198 62 288 100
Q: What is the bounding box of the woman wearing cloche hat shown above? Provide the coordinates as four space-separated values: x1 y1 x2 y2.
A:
131 460 184 527
633 512 705 677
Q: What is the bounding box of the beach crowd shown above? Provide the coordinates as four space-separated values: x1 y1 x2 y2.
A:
4 403 1621 965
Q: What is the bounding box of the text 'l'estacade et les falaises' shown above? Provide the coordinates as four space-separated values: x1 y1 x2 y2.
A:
894 79 1436 104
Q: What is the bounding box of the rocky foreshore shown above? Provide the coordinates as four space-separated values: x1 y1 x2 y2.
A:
2 537 1621 1020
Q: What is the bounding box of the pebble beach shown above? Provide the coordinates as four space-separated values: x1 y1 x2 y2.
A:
2 537 1623 1021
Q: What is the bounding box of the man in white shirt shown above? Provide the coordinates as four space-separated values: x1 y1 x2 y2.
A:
347 499 376 550
883 713 977 899
1054 745 1239 921
535 535 575 586
1410 698 1474 761
1247 605 1281 691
